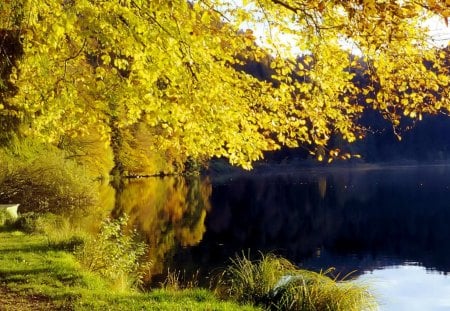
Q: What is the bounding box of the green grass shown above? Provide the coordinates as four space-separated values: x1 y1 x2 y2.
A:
0 229 260 310
75 289 260 310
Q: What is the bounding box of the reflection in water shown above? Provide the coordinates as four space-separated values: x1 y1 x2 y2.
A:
31 176 212 283
178 165 450 279
40 165 450 307
317 176 327 199
114 176 211 280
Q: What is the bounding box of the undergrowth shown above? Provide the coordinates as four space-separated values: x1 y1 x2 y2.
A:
1 212 377 310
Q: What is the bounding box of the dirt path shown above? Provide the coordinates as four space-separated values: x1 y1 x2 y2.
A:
0 285 58 311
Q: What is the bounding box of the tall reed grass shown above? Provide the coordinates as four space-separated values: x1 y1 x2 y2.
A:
221 253 377 311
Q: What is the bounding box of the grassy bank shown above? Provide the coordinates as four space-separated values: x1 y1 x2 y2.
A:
0 228 259 310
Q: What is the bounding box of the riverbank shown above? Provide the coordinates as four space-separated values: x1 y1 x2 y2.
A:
0 229 259 310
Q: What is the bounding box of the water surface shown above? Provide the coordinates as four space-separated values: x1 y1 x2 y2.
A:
117 164 450 309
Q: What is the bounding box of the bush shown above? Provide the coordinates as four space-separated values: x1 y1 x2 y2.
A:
0 138 97 213
221 253 377 311
75 215 150 291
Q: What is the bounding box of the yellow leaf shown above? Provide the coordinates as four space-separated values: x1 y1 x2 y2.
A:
101 54 111 65
200 12 210 24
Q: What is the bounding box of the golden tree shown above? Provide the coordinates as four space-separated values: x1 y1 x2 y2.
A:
0 0 449 171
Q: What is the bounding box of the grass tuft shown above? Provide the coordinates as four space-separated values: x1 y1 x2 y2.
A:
221 253 377 311
161 269 200 291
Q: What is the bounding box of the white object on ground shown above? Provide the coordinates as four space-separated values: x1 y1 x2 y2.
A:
0 204 20 219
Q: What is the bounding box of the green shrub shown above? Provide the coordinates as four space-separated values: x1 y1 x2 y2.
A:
5 211 148 291
75 215 150 291
221 253 377 311
3 212 37 233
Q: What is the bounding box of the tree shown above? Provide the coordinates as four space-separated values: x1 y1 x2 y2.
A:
0 0 449 172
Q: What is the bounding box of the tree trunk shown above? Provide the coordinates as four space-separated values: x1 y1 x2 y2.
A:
108 107 125 193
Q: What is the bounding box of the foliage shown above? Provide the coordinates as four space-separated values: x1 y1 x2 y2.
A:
0 138 97 212
118 123 186 176
59 128 116 178
0 0 448 170
222 253 376 311
0 26 23 145
75 215 149 291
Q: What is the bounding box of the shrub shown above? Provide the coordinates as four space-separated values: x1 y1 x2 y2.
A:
5 211 148 291
0 137 97 213
75 215 150 291
221 253 377 311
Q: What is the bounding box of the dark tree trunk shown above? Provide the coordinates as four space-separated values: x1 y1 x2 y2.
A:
0 29 23 145
108 106 125 199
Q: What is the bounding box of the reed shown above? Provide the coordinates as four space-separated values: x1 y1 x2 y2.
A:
161 269 200 291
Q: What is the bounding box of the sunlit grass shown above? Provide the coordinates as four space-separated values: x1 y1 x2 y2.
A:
221 253 377 311
76 288 260 311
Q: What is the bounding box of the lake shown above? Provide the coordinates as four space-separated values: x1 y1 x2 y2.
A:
116 164 450 310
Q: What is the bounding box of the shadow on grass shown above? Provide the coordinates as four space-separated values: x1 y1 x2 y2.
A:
0 237 84 253
0 267 83 286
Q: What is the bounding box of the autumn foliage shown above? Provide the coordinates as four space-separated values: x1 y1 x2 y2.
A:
0 0 449 172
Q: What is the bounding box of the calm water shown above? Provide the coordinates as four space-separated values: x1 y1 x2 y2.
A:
116 164 450 310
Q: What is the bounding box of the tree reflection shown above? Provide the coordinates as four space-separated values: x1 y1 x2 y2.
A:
185 166 450 276
114 176 211 280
